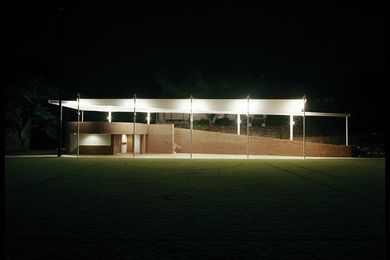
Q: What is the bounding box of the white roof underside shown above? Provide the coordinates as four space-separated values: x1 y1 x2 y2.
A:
48 99 349 117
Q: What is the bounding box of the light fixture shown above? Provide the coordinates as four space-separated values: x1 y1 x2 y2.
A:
107 111 112 122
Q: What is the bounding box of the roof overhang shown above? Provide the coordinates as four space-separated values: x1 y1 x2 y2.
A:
48 98 349 117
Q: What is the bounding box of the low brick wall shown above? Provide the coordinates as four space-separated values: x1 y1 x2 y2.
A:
174 128 351 157
66 122 148 134
79 146 113 155
147 124 174 153
65 122 174 154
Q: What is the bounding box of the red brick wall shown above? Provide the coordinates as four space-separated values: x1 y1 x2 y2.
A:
66 122 149 134
79 146 113 155
65 122 174 154
146 124 174 153
174 128 351 157
113 135 121 154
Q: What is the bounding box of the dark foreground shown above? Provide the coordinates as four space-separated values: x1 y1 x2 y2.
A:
5 158 385 259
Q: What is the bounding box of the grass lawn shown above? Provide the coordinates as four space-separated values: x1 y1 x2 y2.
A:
5 158 385 259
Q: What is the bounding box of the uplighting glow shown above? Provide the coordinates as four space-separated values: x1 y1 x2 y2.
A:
233 100 247 114
192 99 210 113
237 114 241 124
79 134 111 146
287 100 305 114
107 111 112 122
146 112 151 124
290 115 295 126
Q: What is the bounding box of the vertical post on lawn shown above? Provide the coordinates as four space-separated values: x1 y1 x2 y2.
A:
77 92 80 158
345 116 349 146
247 95 250 159
133 93 136 159
290 115 294 141
190 95 193 159
57 8 65 157
57 99 63 157
302 95 306 160
237 114 240 135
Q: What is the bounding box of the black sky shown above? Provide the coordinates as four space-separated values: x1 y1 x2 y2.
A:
8 2 386 122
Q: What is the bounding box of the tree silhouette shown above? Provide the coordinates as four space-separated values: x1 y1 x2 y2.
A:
6 75 59 151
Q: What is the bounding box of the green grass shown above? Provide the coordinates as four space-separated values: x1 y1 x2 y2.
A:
5 158 385 259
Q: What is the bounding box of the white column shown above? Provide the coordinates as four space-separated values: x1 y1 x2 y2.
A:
77 93 80 157
133 94 136 158
246 95 250 159
290 115 294 141
237 114 241 135
345 116 349 146
190 95 193 159
302 96 306 159
107 111 112 122
58 100 63 157
147 112 150 125
81 111 84 122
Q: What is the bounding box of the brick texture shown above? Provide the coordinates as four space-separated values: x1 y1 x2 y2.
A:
65 122 173 154
146 124 174 153
174 128 351 157
66 122 148 134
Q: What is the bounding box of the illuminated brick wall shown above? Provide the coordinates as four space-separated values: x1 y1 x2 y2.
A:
174 128 351 157
65 122 174 155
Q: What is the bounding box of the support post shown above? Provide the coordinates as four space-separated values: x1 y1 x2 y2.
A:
345 116 349 146
133 94 136 158
190 95 193 159
290 115 294 141
302 95 306 159
147 112 150 125
108 111 112 122
237 114 240 135
57 8 65 157
57 99 62 157
77 93 80 157
247 95 250 159
81 111 84 122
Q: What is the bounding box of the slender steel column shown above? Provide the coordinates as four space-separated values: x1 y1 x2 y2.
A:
302 95 306 159
147 112 150 125
77 93 80 157
108 111 112 122
57 8 65 157
190 95 193 159
237 114 240 135
345 116 349 146
247 95 250 159
133 94 136 158
290 115 294 141
57 99 62 157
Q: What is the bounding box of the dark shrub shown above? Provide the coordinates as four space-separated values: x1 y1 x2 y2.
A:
195 119 209 125
215 117 235 126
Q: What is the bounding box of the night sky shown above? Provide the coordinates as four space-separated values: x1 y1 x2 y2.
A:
8 2 385 132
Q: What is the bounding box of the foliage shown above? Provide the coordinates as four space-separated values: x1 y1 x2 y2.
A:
155 68 260 125
5 75 59 151
215 117 235 126
265 115 288 126
194 119 209 125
